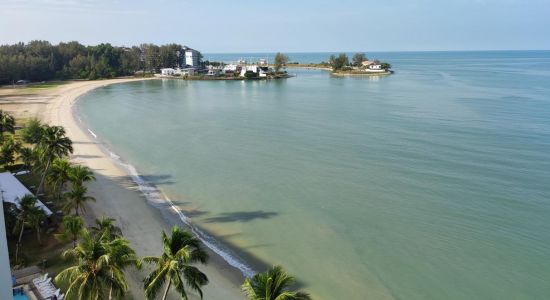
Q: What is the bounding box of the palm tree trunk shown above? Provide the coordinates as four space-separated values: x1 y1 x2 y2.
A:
15 223 25 263
37 157 52 195
162 280 172 300
36 227 42 245
57 182 64 201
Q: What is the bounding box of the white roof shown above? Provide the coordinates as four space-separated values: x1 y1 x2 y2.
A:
0 172 53 216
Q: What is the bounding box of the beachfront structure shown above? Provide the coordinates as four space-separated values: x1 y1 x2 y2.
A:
368 63 382 70
161 68 176 76
361 60 374 67
239 65 271 78
0 172 53 216
185 48 201 67
207 66 223 76
177 68 195 76
0 199 13 300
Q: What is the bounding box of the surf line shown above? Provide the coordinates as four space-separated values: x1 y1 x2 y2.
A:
87 129 97 138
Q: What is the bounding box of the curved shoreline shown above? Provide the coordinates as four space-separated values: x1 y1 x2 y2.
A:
73 97 256 277
40 78 245 299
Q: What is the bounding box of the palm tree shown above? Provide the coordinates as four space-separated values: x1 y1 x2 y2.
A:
56 215 84 248
36 125 73 195
13 195 43 263
27 207 46 245
47 158 73 201
0 136 21 167
68 164 95 187
0 110 15 141
242 266 312 300
91 215 122 241
139 226 209 300
20 118 44 146
55 229 136 300
17 147 37 172
63 185 95 216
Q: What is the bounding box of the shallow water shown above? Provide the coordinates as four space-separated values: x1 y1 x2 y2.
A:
78 51 550 300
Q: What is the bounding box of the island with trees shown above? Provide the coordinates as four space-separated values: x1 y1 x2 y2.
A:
282 53 393 76
328 53 392 76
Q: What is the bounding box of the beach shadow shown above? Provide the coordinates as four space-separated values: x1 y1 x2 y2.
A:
141 174 175 185
204 210 278 223
110 174 175 186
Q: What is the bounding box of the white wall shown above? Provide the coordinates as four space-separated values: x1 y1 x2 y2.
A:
0 203 14 300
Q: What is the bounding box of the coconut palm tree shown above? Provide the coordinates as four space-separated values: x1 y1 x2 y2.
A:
55 229 136 300
68 164 95 187
17 147 37 172
36 125 73 195
56 215 84 248
0 110 15 141
20 118 44 146
27 206 46 245
47 158 74 201
13 195 43 263
0 136 21 167
139 226 209 300
63 185 95 216
242 266 312 300
91 215 122 241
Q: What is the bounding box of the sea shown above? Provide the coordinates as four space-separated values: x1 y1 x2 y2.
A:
77 51 550 300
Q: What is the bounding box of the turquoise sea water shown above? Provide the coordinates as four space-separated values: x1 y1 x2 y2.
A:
78 51 550 300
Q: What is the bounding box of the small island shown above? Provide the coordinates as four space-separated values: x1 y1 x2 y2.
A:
328 53 392 76
284 53 393 76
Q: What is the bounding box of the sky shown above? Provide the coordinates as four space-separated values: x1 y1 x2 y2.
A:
1 0 550 52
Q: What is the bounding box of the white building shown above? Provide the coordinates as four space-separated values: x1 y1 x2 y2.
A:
0 172 52 216
160 68 176 76
368 64 382 70
185 49 201 67
0 200 13 300
178 68 195 76
240 65 259 77
223 64 238 73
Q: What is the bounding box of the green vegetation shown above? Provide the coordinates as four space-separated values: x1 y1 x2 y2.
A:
352 53 367 67
0 110 314 299
12 195 45 263
242 266 312 300
0 41 198 84
140 227 209 300
54 229 136 299
274 52 290 73
0 110 15 142
328 52 392 74
56 215 84 248
36 125 74 195
329 53 350 71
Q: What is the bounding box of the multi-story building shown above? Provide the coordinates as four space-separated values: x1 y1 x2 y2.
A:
185 48 201 67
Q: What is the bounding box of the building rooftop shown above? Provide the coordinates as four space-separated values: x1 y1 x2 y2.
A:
0 172 52 216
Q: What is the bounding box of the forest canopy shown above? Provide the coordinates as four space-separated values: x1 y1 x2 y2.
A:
0 41 197 84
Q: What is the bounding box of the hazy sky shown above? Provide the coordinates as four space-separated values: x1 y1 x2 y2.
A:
1 0 549 52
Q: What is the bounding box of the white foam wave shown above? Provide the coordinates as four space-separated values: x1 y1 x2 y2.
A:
106 149 256 278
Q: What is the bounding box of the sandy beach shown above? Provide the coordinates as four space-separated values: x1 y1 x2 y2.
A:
0 79 245 300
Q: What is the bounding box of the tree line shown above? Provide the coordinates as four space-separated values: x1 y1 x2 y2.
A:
0 110 312 300
329 53 391 71
0 41 197 84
